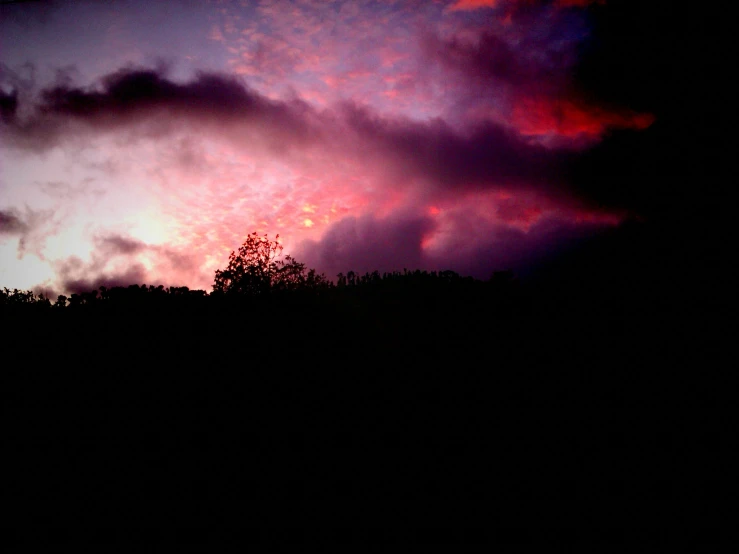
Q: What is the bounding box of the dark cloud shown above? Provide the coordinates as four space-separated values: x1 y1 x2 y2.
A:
0 206 58 258
2 67 317 151
296 211 435 278
40 69 263 118
423 1 591 128
51 232 205 295
0 89 18 123
31 283 58 300
339 103 561 194
59 261 150 296
422 26 572 97
95 234 147 256
296 207 617 280
425 213 612 279
0 208 28 235
424 6 656 158
0 62 36 127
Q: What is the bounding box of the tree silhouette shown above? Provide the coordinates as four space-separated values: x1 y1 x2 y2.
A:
213 232 329 296
213 232 283 296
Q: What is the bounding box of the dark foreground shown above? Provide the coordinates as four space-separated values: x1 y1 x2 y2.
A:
3 261 733 543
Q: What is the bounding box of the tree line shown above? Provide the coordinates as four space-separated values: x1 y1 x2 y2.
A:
1 233 519 313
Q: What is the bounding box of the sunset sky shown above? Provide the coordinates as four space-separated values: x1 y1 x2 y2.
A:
1 0 695 295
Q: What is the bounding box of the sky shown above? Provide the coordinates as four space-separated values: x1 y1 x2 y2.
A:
0 0 714 296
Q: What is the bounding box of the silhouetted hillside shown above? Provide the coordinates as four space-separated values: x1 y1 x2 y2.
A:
2 257 732 540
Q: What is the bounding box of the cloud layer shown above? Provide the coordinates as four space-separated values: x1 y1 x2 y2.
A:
0 0 655 294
